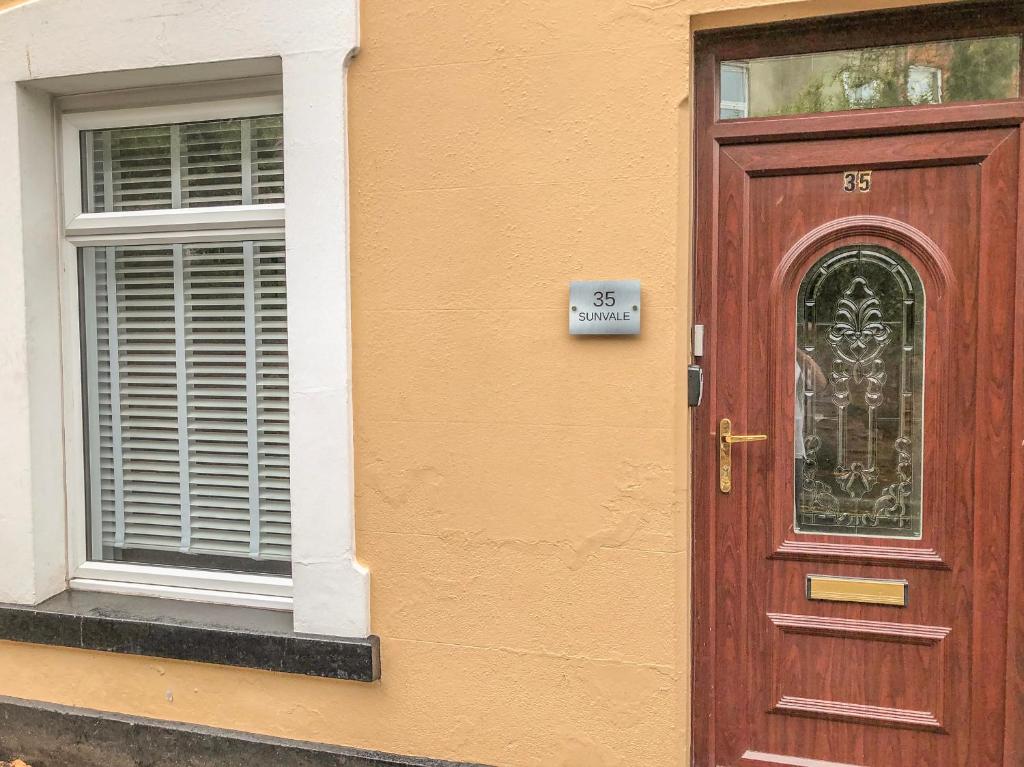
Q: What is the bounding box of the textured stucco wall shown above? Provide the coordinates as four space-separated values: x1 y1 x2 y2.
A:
0 0 944 765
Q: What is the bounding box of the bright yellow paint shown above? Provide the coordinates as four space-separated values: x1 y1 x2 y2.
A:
0 0 942 765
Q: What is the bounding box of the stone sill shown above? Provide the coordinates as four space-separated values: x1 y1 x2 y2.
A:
0 591 380 682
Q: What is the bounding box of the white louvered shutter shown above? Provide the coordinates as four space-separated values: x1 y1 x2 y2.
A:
181 120 243 207
253 243 291 558
82 125 174 212
250 116 285 205
81 241 290 569
83 115 284 212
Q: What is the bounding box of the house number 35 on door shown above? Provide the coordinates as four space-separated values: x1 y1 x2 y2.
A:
842 170 872 193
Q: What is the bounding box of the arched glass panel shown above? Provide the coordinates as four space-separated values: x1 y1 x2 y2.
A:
795 246 925 538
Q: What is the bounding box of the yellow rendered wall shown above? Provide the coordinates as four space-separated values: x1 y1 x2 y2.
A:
0 0 944 765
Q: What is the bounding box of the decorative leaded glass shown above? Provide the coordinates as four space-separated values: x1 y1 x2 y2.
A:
795 246 924 538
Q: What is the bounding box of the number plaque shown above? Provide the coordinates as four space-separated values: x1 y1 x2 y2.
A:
569 280 641 335
842 170 872 193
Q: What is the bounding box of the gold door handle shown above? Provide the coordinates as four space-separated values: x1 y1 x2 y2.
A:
720 418 767 493
724 434 769 444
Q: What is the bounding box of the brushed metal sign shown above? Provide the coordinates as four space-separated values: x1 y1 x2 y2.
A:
569 280 641 335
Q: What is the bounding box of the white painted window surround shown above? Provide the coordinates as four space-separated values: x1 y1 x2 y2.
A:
0 0 369 638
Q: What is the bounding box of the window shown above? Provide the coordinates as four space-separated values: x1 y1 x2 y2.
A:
81 241 290 575
840 70 882 108
720 63 749 119
65 98 298 586
76 112 289 576
907 65 942 105
795 246 925 539
3 0 365 638
719 35 1021 119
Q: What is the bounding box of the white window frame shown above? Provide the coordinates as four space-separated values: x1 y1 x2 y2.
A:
841 70 882 107
720 62 750 119
61 96 287 245
0 0 369 638
907 64 943 105
61 94 292 610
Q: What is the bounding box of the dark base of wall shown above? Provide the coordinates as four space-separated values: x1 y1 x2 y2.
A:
0 696 492 767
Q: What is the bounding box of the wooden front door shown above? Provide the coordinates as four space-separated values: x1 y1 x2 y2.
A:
693 6 1024 767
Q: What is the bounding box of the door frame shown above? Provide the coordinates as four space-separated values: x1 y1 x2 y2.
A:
691 1 1024 763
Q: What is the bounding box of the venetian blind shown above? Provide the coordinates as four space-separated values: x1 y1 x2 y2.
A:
82 115 284 212
80 241 290 567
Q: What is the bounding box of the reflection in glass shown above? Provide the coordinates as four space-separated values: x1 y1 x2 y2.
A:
795 246 924 538
720 63 750 119
81 115 284 212
79 241 292 573
720 35 1021 119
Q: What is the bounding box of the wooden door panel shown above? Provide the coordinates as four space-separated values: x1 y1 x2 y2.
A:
722 128 1012 174
767 614 949 730
696 124 1019 767
746 154 980 577
738 753 878 767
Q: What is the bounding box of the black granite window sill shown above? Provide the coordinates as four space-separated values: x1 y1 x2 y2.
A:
0 591 380 682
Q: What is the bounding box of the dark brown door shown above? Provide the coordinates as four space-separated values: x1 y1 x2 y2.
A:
693 8 1024 767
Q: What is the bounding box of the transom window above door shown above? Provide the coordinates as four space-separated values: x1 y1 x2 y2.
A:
719 35 1022 119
